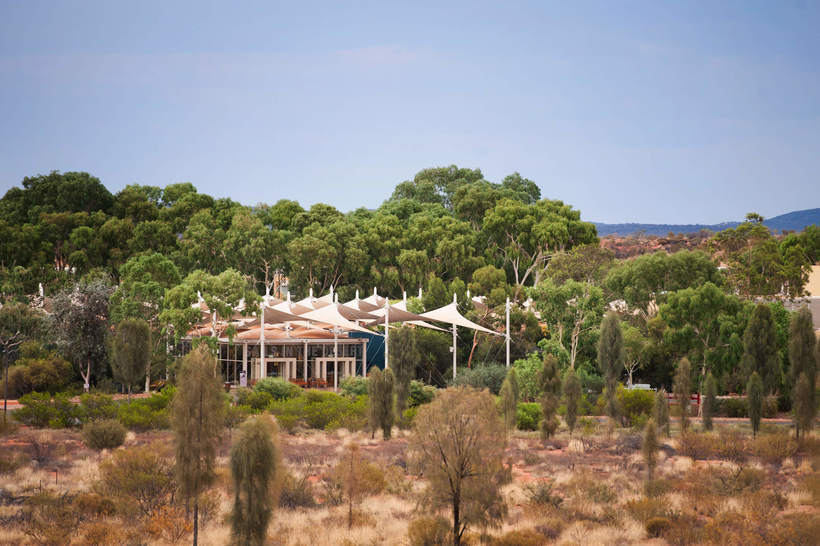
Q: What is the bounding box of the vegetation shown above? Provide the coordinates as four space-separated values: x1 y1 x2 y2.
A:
562 367 581 434
368 368 394 439
747 371 763 438
538 355 561 439
703 372 717 431
673 357 692 432
82 418 126 450
110 317 151 399
597 312 623 421
499 368 518 431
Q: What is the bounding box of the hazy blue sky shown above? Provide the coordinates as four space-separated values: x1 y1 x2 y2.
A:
1 1 818 223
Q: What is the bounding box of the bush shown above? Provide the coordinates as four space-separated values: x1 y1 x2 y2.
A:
0 450 27 474
340 376 369 397
718 396 779 418
253 377 301 401
73 492 116 517
524 481 563 507
678 432 715 460
645 517 673 538
625 497 674 523
234 387 273 411
492 529 548 546
750 433 798 466
78 393 118 422
269 390 367 432
116 386 174 431
82 419 127 450
279 473 316 508
407 515 451 546
617 386 655 426
452 364 507 395
97 444 176 516
408 380 436 406
516 402 541 431
1 354 74 398
14 391 79 427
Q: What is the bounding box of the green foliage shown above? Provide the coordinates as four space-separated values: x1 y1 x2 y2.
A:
392 325 420 415
452 364 508 395
82 419 127 450
788 308 816 438
499 369 518 431
14 391 78 427
793 372 815 439
2 354 74 398
562 367 581 434
235 387 273 412
110 317 151 397
407 515 451 546
230 416 280 546
747 372 763 438
673 357 692 431
598 312 623 420
97 444 176 517
117 386 175 430
512 352 543 402
367 368 394 439
642 418 659 481
741 304 780 394
538 355 561 439
78 393 119 421
408 380 436 407
516 402 541 431
703 372 717 431
653 389 670 437
339 376 368 397
253 377 301 401
617 386 656 427
270 389 368 432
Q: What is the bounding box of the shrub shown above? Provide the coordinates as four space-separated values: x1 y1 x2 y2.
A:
97 444 176 516
617 386 655 426
340 376 369 397
452 364 507 395
516 402 541 431
3 354 74 398
750 433 798 466
21 489 81 545
279 472 317 508
253 377 301 401
78 393 118 422
408 380 436 406
718 396 778 418
83 419 127 450
407 515 451 546
492 529 547 546
14 391 78 428
269 390 367 432
0 450 27 474
524 481 563 507
116 386 174 431
234 387 273 411
645 517 673 538
73 492 116 517
625 497 673 523
678 432 715 460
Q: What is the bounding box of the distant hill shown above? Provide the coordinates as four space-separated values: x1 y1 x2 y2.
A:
594 208 820 237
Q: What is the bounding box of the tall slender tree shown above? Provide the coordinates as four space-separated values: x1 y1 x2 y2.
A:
747 371 763 438
230 416 280 546
654 389 670 437
391 326 419 419
788 308 817 438
562 367 581 435
674 358 692 432
368 368 394 440
741 304 780 394
171 347 226 546
597 312 624 422
538 354 561 439
499 368 518 431
642 418 658 483
702 372 717 432
110 318 151 400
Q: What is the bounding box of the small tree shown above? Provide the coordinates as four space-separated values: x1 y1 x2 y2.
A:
538 354 561 440
333 443 384 529
673 358 691 432
392 326 420 419
230 416 280 546
0 303 43 425
642 418 658 482
499 369 518 431
171 347 226 546
368 368 394 440
741 304 780 394
747 371 763 438
793 372 815 439
597 312 623 421
654 389 670 438
788 308 816 438
702 372 717 432
110 318 151 400
562 367 581 435
409 387 509 546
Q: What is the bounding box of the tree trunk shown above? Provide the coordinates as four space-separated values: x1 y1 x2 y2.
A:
466 330 478 369
3 353 8 427
145 357 151 393
82 360 91 393
452 495 460 546
193 498 198 546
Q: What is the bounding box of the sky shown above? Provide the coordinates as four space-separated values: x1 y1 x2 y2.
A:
1 1 818 224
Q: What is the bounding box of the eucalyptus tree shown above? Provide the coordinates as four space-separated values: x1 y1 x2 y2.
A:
598 312 624 421
0 303 44 424
741 304 780 394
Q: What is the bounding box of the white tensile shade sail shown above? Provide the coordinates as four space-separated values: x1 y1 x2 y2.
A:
243 306 307 327
300 304 379 335
420 301 501 335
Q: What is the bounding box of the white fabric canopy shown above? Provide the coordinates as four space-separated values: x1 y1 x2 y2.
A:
367 304 448 332
421 302 502 335
300 303 380 335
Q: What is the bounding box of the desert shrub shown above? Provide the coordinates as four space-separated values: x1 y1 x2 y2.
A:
97 444 176 516
409 380 436 406
452 364 507 395
14 391 79 428
78 393 118 422
2 354 75 398
617 386 655 426
714 428 748 466
73 492 116 517
625 497 674 523
254 377 301 401
0 450 28 474
279 472 317 508
401 405 418 427
234 387 273 411
116 386 174 431
524 481 563 507
340 376 369 396
718 396 778 418
566 473 616 504
82 520 126 546
516 402 541 430
21 489 82 545
678 431 715 460
767 512 820 544
269 390 367 432
645 517 672 538
750 433 798 466
224 402 251 427
491 529 547 546
407 515 451 546
144 505 192 543
82 419 127 450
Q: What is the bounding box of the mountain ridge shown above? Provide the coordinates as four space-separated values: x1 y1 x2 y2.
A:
593 208 820 237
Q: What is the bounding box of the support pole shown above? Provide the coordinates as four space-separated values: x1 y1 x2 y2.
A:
241 343 248 387
333 328 339 391
259 298 265 380
505 297 511 368
361 339 367 376
452 323 457 380
384 300 390 369
303 341 308 380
